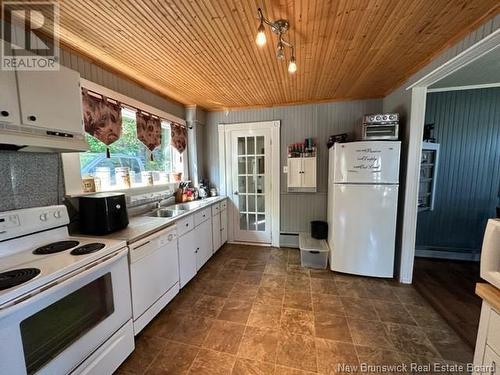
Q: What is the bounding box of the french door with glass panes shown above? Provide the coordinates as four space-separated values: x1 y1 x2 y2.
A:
231 130 272 243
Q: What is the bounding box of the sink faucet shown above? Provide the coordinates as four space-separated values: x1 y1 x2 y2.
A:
155 197 174 210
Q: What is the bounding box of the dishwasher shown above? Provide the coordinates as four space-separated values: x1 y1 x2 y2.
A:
129 225 179 335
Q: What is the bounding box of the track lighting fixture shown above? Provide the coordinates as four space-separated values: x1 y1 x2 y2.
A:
256 8 296 73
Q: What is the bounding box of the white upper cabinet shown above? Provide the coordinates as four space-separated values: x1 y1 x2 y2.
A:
302 157 317 188
0 70 21 125
287 158 303 188
287 156 317 192
16 65 84 135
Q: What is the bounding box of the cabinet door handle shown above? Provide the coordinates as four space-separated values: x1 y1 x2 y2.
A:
28 115 37 121
1 110 9 117
185 223 189 227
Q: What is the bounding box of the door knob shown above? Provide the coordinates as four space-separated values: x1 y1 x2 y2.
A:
233 191 239 195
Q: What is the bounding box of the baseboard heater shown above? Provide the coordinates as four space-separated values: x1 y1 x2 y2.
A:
280 232 300 248
415 246 480 261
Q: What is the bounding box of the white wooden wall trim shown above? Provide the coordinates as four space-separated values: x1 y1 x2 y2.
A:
399 87 427 283
80 78 186 126
218 121 280 247
398 28 500 283
427 82 500 92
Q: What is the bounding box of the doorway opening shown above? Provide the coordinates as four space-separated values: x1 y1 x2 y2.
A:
411 44 500 349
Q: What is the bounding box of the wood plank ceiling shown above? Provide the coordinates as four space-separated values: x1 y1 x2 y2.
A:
36 1 500 110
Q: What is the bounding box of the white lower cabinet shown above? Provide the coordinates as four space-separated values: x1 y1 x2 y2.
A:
212 200 228 253
177 211 214 287
221 207 228 244
178 228 197 288
473 293 500 375
212 212 221 253
195 219 212 270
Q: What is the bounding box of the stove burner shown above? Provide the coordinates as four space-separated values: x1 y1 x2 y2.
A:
33 240 80 255
70 243 106 256
0 268 41 290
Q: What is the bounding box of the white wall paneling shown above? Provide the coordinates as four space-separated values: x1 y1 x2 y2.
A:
206 99 383 235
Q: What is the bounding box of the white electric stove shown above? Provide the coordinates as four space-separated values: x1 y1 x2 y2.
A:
0 205 134 375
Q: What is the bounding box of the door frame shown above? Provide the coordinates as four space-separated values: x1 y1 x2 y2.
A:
397 28 500 283
218 121 280 247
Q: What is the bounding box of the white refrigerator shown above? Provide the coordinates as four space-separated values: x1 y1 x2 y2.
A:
328 141 400 278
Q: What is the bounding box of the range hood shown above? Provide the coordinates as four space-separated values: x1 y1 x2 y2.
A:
0 123 89 153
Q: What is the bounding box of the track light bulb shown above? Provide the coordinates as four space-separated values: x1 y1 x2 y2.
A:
288 56 297 73
256 23 266 47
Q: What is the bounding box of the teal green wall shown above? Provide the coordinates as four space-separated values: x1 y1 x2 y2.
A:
416 88 500 252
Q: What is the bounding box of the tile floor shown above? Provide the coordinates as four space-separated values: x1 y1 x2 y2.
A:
117 244 473 375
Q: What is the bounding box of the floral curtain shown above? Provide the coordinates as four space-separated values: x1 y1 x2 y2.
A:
81 89 122 158
171 122 187 154
136 112 162 160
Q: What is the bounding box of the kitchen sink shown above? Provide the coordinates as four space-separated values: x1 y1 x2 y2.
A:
173 202 202 210
148 208 186 218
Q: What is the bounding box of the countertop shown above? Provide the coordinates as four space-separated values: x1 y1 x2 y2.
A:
476 282 500 312
72 196 227 244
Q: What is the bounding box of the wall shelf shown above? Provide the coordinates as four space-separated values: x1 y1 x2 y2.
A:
418 142 440 211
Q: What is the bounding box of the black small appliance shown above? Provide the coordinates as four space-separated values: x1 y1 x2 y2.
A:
311 220 328 239
79 193 129 235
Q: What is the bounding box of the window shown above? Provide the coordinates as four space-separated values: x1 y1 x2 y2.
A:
80 108 184 190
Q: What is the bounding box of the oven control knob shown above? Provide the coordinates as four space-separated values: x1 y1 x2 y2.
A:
54 210 61 219
40 213 48 221
376 115 381 121
383 115 388 120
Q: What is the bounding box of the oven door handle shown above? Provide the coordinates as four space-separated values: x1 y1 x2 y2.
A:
0 248 128 316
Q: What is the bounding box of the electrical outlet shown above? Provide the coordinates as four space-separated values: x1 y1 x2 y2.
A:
283 166 288 173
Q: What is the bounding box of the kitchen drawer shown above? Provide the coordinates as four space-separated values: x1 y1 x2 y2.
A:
177 215 194 236
220 200 227 211
194 208 211 226
487 308 500 354
211 203 221 216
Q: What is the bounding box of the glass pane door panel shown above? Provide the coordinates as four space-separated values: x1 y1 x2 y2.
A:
240 213 247 230
247 137 255 155
248 194 256 212
257 195 265 213
257 214 266 231
21 273 114 375
256 136 264 155
248 214 257 231
239 195 247 212
238 157 246 174
247 157 256 175
237 137 246 155
257 156 264 174
247 176 256 194
235 135 267 235
238 176 246 193
256 176 264 193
